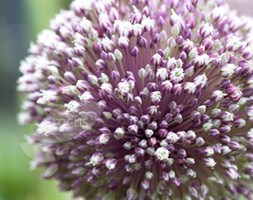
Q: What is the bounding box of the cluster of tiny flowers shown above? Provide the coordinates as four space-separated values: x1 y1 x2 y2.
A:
18 0 253 199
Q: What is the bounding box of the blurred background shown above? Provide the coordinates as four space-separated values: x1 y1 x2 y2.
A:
0 0 252 200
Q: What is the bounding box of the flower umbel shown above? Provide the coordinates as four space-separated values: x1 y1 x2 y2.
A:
18 0 253 199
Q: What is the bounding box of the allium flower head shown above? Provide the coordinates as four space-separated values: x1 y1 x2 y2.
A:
18 0 253 199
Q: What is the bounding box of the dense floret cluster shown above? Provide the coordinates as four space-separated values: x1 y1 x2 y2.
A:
18 0 253 199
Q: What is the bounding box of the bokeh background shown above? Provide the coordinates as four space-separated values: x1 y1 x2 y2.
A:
0 0 252 200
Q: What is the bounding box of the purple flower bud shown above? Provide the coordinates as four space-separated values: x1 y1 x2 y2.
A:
137 36 148 48
64 71 77 83
130 46 139 57
151 53 163 66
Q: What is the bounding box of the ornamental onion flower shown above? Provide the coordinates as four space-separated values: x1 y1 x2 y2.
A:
18 0 253 199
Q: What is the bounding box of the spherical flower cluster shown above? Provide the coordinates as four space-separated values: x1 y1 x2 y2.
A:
18 0 253 199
